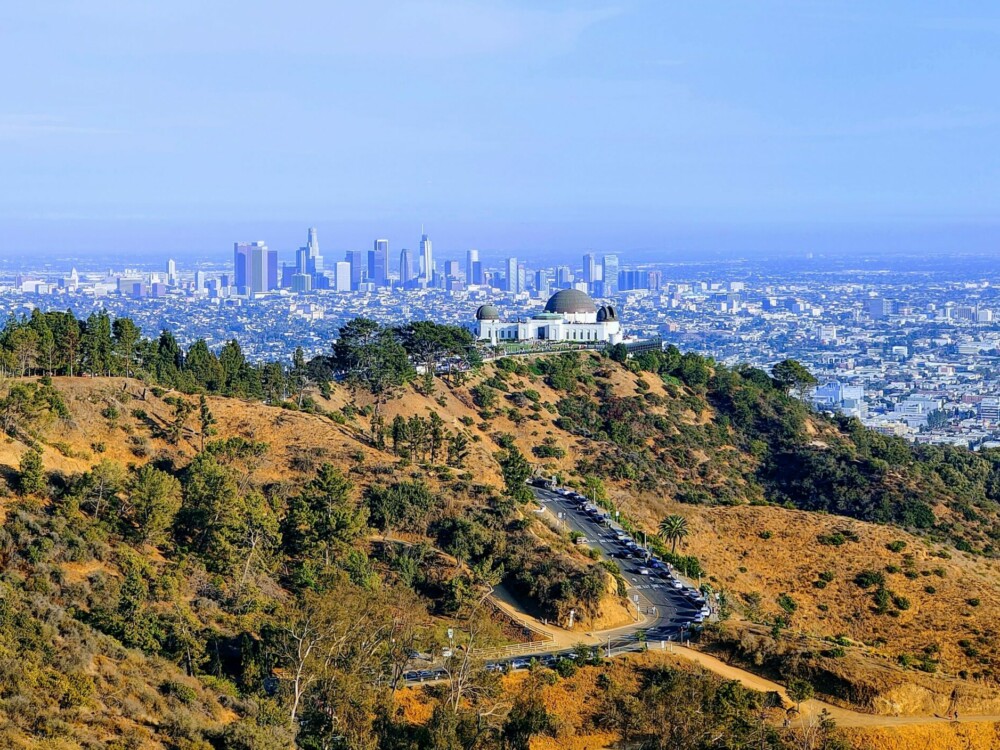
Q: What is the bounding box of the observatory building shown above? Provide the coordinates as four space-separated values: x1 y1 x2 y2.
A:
475 289 623 345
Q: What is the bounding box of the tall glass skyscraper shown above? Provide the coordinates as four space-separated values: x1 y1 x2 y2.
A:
420 233 433 282
602 254 619 294
400 248 414 285
373 239 389 286
466 249 479 284
506 257 519 293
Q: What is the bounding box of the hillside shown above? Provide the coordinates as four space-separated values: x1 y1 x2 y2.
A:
3 339 1000 747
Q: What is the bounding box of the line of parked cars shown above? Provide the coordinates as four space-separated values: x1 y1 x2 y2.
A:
404 669 449 683
548 486 712 625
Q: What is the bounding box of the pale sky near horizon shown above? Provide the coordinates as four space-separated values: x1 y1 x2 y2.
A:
3 1 1000 258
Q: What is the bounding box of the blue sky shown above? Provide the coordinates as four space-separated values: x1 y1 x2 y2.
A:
2 1 1000 259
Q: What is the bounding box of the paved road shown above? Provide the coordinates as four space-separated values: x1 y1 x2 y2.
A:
402 485 708 684
529 485 709 648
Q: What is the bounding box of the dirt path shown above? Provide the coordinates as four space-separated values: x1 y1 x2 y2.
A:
492 579 1000 730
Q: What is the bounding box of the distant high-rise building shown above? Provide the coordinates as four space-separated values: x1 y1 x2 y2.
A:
466 249 479 284
420 233 433 281
304 228 324 274
445 260 460 278
535 270 550 297
233 242 253 294
867 297 894 319
517 263 526 295
556 266 572 288
291 273 312 293
399 248 414 285
373 239 389 286
246 242 277 295
347 250 365 290
506 257 519 293
194 270 206 291
602 255 619 294
583 253 596 285
166 259 177 285
471 261 482 286
234 241 272 295
334 261 351 292
307 227 319 258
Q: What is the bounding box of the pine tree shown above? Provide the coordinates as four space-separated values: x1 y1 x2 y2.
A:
18 446 45 496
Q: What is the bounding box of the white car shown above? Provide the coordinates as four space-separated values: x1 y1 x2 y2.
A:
638 567 651 576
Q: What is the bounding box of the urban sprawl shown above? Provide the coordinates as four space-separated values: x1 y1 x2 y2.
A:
6 229 1000 449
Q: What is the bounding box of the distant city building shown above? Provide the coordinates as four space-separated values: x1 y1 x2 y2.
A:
400 248 415 286
369 239 389 286
602 254 619 294
556 266 572 288
166 259 177 285
420 233 433 282
347 250 366 291
476 289 623 346
811 380 867 418
334 261 351 292
583 253 596 286
306 227 323 274
506 257 519 294
867 297 895 319
232 241 277 295
466 249 480 284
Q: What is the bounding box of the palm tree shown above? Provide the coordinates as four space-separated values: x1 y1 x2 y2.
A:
658 514 689 555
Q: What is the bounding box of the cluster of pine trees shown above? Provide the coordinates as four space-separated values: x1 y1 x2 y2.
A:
0 309 481 405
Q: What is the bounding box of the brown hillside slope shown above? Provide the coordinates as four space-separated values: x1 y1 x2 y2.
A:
4 365 1000 718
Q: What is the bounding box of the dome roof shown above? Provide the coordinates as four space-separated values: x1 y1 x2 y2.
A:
476 304 500 321
544 289 597 315
597 305 618 322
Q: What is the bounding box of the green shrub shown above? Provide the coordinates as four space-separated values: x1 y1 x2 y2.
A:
886 540 907 553
854 570 885 589
777 593 797 614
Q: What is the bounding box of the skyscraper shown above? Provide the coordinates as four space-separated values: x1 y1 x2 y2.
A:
373 239 389 286
466 249 479 284
506 257 519 294
243 241 277 295
535 270 549 297
307 227 319 258
347 250 365 290
602 254 619 294
420 233 433 282
400 248 414 285
583 253 596 285
334 261 351 292
166 259 176 285
234 241 266 295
